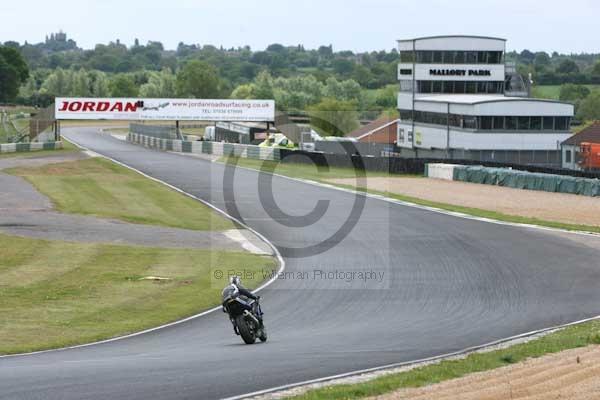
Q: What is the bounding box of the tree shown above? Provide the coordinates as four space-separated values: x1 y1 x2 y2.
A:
323 77 361 103
577 90 600 122
592 61 600 77
252 70 275 99
556 59 579 74
109 74 138 97
308 98 359 137
0 46 29 103
41 67 71 96
176 60 223 98
230 84 255 99
90 70 111 97
332 59 354 76
139 68 176 97
559 84 591 102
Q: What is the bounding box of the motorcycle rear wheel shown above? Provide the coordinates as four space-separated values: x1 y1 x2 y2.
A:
236 315 256 344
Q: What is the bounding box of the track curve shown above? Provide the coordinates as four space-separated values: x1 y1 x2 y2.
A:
2 127 600 400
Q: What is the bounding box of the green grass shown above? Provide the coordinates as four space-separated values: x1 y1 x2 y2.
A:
532 84 600 100
9 157 235 231
289 320 600 399
223 157 600 234
0 233 275 355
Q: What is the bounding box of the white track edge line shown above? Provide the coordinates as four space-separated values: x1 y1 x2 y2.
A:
225 313 600 400
0 135 285 360
224 161 600 239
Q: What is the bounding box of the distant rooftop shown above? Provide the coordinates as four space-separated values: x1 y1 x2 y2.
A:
562 122 600 146
397 35 506 43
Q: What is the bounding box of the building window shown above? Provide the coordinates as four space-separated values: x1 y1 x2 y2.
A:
530 117 542 130
466 82 477 94
555 117 569 131
488 51 501 64
448 114 461 127
466 51 478 63
443 81 455 93
506 117 518 130
493 116 505 130
477 51 488 64
565 150 572 163
399 68 413 75
400 80 414 92
413 51 504 64
409 111 571 131
432 81 443 93
400 51 415 63
399 109 413 121
463 116 478 129
543 117 555 130
479 116 493 130
417 51 433 63
518 117 530 130
398 127 405 142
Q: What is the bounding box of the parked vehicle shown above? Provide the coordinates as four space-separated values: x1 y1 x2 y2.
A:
579 142 600 171
259 133 295 149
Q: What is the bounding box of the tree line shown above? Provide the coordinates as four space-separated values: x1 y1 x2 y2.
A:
1 33 600 135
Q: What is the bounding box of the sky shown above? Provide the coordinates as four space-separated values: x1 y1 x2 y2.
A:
1 0 598 54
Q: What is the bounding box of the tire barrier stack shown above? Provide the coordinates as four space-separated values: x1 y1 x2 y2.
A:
426 163 600 197
0 141 63 154
127 133 280 161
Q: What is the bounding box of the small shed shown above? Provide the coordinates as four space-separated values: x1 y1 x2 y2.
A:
561 122 600 170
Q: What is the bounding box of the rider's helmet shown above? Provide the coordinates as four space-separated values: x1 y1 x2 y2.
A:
229 275 241 286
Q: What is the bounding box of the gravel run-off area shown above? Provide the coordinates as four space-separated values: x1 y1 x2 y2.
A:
328 177 600 228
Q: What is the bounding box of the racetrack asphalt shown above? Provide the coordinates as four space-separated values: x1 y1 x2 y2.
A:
2 127 600 400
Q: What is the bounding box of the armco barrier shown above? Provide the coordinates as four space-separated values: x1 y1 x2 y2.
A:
425 163 600 198
0 141 63 154
127 133 280 161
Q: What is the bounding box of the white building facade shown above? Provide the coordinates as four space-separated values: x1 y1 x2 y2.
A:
396 36 574 165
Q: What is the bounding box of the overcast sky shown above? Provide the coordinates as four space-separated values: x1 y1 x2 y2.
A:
1 0 598 53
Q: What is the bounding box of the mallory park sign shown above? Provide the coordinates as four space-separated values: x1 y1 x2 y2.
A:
430 69 492 77
55 98 275 122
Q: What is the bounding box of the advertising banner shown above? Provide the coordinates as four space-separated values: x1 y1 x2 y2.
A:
55 98 275 122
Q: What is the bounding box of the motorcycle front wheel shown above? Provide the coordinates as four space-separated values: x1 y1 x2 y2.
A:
258 325 267 342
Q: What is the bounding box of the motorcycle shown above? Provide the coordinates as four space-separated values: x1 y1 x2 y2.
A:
222 288 267 345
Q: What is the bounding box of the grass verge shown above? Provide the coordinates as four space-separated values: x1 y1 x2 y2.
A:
8 157 234 231
0 233 275 355
288 320 600 399
223 156 600 234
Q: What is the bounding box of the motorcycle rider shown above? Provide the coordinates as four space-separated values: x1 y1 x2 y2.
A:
222 276 264 326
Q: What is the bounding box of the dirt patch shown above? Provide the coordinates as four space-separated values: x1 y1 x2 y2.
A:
328 177 600 228
0 152 88 171
369 345 600 400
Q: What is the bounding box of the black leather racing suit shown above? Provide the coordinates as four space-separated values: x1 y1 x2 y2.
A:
223 284 263 322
